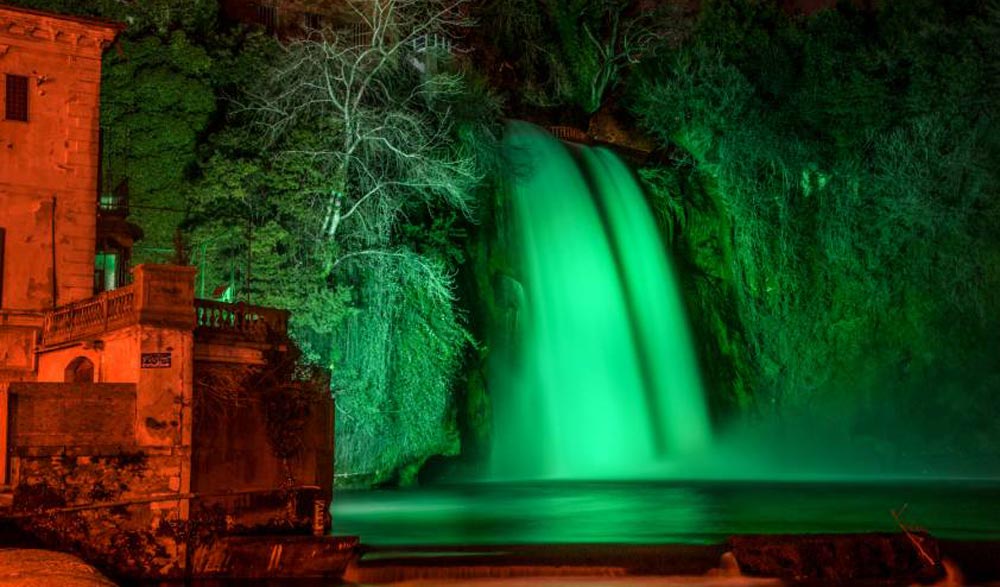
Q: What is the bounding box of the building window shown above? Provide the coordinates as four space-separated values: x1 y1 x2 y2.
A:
257 3 278 34
350 22 372 47
5 74 29 122
95 251 119 293
303 12 322 30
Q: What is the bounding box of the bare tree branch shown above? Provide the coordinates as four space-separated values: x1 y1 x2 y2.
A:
250 0 480 253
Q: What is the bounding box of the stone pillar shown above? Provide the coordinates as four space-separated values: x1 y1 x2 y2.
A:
133 265 197 330
132 264 197 522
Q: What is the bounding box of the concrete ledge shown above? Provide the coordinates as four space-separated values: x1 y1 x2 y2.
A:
190 535 359 579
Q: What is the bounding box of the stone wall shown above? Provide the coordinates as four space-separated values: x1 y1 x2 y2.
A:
13 450 188 579
5 382 188 579
7 383 134 447
191 362 333 531
0 8 121 310
36 326 140 384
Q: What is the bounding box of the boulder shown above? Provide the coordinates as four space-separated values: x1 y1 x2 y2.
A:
729 533 944 584
0 549 116 587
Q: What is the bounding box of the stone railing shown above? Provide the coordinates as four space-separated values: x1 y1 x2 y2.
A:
4 383 137 450
38 267 289 347
42 285 136 346
548 126 591 144
195 300 289 342
411 33 453 54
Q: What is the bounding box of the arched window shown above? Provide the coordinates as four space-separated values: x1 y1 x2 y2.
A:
65 356 95 383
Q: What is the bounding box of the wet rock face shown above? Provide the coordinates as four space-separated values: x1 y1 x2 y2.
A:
587 109 657 154
0 549 117 587
729 533 945 584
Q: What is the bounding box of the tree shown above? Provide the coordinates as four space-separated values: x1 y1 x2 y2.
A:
250 0 480 254
101 31 218 262
475 0 689 114
232 0 498 485
628 0 1000 469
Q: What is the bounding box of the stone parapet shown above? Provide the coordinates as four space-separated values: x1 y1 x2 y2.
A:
40 264 200 347
133 264 197 331
42 285 136 347
39 264 293 350
195 300 289 342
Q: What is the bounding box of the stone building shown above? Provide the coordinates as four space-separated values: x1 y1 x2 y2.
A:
220 0 350 38
0 5 347 581
0 6 122 379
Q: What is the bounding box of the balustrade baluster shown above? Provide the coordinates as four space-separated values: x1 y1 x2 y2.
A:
192 299 287 341
102 293 109 331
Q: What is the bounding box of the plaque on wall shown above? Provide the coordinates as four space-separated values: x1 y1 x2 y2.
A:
0 327 37 372
140 352 172 369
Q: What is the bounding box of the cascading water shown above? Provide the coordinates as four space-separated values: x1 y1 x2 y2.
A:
332 124 1000 566
490 122 711 480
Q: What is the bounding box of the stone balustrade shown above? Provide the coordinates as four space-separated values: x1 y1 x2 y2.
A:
40 265 288 347
42 285 136 346
548 125 591 144
195 300 289 342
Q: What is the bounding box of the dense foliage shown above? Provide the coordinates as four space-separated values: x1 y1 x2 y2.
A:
15 0 1000 481
474 0 690 117
629 0 1000 469
189 0 499 485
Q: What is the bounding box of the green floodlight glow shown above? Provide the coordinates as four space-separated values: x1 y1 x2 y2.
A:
489 122 711 480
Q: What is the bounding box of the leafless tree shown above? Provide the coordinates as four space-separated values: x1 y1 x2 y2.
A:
250 0 482 278
245 1 493 483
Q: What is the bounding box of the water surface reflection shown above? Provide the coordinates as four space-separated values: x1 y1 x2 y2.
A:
333 480 1000 546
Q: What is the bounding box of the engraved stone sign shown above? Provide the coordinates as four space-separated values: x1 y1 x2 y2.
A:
140 352 171 369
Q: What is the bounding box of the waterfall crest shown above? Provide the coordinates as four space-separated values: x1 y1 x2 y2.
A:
490 122 711 480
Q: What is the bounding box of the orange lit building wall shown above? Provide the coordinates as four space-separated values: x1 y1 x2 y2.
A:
0 7 120 312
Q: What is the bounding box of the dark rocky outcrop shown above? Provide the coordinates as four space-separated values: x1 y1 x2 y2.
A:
730 533 945 584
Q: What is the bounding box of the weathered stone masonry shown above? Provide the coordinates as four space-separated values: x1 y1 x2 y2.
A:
0 6 344 581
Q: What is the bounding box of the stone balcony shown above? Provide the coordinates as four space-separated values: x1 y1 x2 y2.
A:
195 299 289 344
40 265 289 350
42 284 136 347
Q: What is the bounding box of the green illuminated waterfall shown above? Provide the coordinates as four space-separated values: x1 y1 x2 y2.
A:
491 122 711 479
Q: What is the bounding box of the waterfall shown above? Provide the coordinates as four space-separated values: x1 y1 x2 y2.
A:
490 122 711 480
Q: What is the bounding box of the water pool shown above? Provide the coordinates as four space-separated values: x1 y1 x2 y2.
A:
332 479 1000 546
